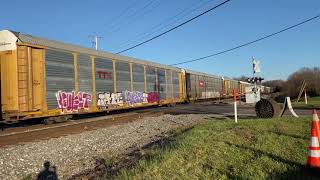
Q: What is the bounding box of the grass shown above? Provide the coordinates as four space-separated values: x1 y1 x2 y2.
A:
292 96 320 109
115 117 319 180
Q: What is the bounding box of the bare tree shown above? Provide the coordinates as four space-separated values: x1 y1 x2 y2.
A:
284 67 320 97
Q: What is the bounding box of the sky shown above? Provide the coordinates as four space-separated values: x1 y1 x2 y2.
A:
0 0 319 80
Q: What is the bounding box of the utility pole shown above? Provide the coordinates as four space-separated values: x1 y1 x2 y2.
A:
89 35 103 50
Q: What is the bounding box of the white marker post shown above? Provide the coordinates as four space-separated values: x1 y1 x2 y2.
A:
234 89 238 123
305 90 308 105
286 97 299 118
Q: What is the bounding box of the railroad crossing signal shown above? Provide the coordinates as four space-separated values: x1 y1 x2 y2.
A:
253 58 261 73
249 57 264 94
247 77 264 84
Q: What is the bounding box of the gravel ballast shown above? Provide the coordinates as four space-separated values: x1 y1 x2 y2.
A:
0 114 210 179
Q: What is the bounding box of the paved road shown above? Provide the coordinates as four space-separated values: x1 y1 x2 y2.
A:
1 100 312 131
137 101 312 119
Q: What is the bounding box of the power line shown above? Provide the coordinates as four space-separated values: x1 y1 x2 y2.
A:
170 14 320 66
116 0 231 54
103 0 140 31
112 0 214 51
106 0 159 35
113 0 215 52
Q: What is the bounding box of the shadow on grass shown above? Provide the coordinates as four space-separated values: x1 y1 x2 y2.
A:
269 167 320 180
220 141 320 180
268 131 309 141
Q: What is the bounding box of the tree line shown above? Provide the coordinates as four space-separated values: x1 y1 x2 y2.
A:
263 67 320 98
235 67 319 99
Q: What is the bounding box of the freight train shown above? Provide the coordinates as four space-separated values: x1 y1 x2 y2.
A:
0 30 271 123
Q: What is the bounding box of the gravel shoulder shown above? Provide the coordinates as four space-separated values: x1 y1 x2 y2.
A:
0 114 210 179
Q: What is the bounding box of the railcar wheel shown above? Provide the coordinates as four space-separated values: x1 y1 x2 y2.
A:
43 119 53 125
0 123 4 131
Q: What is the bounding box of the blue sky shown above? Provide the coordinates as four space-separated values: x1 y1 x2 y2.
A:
1 0 319 80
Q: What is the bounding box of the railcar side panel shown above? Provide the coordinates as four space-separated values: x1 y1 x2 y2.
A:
146 66 156 93
157 69 166 100
172 71 180 99
0 50 19 112
189 74 196 98
16 46 45 112
166 70 173 99
17 46 29 112
116 61 130 92
78 54 93 97
224 79 237 96
95 57 114 110
95 58 114 93
132 63 145 92
45 49 75 110
186 72 223 100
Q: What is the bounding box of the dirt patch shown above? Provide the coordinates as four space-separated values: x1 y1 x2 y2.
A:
234 127 256 142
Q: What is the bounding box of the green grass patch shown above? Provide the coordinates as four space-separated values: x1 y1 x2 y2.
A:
116 117 319 180
292 96 320 109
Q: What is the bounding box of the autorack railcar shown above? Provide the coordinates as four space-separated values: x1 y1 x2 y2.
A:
0 30 185 122
185 70 223 101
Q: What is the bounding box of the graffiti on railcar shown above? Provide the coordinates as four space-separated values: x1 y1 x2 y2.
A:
124 91 148 105
201 92 220 98
56 91 92 112
199 81 205 87
147 92 159 103
97 91 159 109
97 92 123 108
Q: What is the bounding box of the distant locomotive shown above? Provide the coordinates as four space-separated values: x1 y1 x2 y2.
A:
0 30 270 122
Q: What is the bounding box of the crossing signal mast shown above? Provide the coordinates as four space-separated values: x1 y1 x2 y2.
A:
247 57 264 93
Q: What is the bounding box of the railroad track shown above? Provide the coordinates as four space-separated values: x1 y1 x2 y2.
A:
0 99 269 148
0 111 164 148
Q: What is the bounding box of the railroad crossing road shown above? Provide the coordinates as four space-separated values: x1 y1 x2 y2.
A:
139 101 312 119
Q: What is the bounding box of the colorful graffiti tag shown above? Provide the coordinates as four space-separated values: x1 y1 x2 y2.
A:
56 91 92 112
97 92 123 107
201 91 220 98
199 81 205 87
146 92 159 103
97 91 159 108
124 91 148 105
